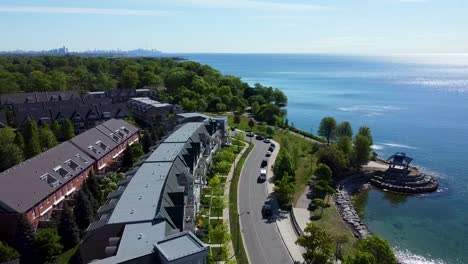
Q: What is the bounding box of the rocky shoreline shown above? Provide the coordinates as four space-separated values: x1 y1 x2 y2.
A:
335 187 370 238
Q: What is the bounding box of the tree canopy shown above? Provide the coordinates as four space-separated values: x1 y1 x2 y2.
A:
318 117 337 145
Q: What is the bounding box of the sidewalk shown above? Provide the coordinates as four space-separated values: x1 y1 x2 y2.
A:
267 139 306 263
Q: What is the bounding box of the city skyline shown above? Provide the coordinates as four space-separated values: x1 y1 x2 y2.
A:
1 0 467 54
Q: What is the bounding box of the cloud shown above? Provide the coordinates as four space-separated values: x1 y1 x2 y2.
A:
164 0 328 11
0 5 173 16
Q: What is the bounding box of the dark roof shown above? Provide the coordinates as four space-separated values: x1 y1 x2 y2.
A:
0 91 80 105
0 142 94 213
387 152 413 166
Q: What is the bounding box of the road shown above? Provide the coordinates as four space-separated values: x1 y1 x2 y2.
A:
238 135 293 264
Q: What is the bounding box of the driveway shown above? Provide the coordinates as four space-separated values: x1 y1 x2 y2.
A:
238 135 293 264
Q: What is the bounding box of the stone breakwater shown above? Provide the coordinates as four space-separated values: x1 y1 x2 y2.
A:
335 188 370 238
370 169 438 194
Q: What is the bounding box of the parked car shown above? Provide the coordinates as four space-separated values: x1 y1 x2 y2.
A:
265 151 272 157
256 135 264 140
231 127 236 131
246 132 254 137
263 138 271 143
258 169 267 182
261 159 268 168
261 204 272 218
270 143 276 148
268 147 274 152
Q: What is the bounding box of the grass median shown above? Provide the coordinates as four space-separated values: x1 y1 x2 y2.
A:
229 140 254 264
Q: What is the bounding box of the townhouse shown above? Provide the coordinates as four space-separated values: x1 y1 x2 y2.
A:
0 119 139 242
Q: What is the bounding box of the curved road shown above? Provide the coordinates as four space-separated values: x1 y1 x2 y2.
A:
238 136 292 264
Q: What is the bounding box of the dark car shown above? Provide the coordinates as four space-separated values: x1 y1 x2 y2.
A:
265 151 272 157
263 138 271 143
256 135 264 140
246 132 254 137
231 127 236 131
268 147 274 152
261 159 268 168
262 204 272 218
270 143 276 148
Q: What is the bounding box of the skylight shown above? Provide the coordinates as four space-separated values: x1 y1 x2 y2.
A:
54 166 69 178
40 173 60 188
65 159 79 170
121 127 130 134
76 154 89 163
88 145 99 154
96 141 108 151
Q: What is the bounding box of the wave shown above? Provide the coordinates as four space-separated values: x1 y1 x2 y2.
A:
337 105 404 114
371 144 384 150
381 142 417 149
395 248 446 264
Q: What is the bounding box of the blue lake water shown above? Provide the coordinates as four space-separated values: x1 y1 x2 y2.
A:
173 53 468 264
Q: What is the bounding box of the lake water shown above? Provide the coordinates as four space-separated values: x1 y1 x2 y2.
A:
174 53 468 264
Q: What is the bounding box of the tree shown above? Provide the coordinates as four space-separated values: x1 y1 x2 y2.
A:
337 136 353 157
121 145 134 168
266 126 275 138
39 125 58 151
14 214 35 264
296 223 334 264
0 241 19 263
14 131 25 151
86 173 103 205
233 114 241 124
214 160 232 174
336 121 353 138
141 131 153 154
274 173 295 207
312 198 327 217
357 126 373 146
74 190 94 230
256 104 282 125
32 228 63 264
354 135 372 166
248 118 255 130
130 143 144 162
318 117 337 145
251 101 260 115
61 119 75 140
273 151 295 182
356 236 397 264
57 205 80 250
0 144 24 171
314 180 335 201
316 146 348 177
315 163 333 184
23 119 41 158
344 252 376 264
52 121 62 140
120 67 139 89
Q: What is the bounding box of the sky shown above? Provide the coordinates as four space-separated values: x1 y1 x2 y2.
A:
0 0 467 54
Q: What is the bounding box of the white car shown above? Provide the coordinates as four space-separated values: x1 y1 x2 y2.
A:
259 169 267 181
266 151 272 157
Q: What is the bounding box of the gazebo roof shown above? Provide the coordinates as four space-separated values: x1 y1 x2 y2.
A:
387 152 413 166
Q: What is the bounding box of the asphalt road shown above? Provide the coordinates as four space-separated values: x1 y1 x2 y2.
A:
238 135 293 264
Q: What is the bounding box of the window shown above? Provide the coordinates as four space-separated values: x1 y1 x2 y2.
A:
65 159 79 170
47 197 50 203
96 141 108 151
76 154 89 163
117 130 125 138
39 202 43 209
54 196 57 202
32 210 36 219
40 173 60 188
121 127 130 134
110 133 121 142
88 145 99 154
54 166 69 178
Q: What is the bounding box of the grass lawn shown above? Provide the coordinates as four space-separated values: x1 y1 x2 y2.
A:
56 245 79 264
309 200 358 258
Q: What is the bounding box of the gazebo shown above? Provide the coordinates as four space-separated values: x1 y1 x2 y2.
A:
386 152 413 171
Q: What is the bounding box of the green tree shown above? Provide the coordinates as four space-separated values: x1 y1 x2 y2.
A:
233 114 241 124
315 163 333 183
251 101 260 115
318 117 337 145
312 198 327 217
316 146 348 177
32 228 63 264
296 223 334 264
121 145 134 168
14 214 35 264
356 236 397 264
57 205 80 250
274 173 295 207
120 67 139 88
273 151 295 182
0 144 24 171
344 252 376 264
357 126 373 146
336 121 353 138
86 173 103 205
14 131 25 151
73 190 94 230
214 160 232 174
248 118 255 130
141 131 153 154
0 241 19 263
61 119 75 140
314 180 335 200
354 135 372 166
129 143 144 162
337 136 353 157
23 119 41 158
39 125 58 151
52 121 62 140
266 126 275 138
29 70 52 91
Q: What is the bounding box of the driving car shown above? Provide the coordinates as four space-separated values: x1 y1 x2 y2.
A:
261 204 272 218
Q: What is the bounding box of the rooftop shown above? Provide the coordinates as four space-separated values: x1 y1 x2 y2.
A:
130 97 171 108
387 152 413 167
156 231 207 261
164 122 205 143
145 143 186 163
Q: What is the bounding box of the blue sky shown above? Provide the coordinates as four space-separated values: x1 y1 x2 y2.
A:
1 0 467 53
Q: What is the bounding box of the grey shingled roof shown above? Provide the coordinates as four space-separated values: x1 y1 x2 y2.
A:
176 113 211 121
145 143 186 163
164 122 205 143
0 142 94 213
